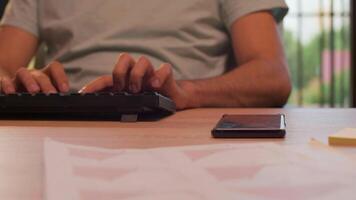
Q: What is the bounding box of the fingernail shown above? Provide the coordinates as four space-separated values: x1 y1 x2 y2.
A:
61 83 69 92
30 84 40 92
113 82 122 91
130 84 138 93
78 88 85 93
48 90 57 94
5 87 15 94
113 78 122 91
151 79 161 88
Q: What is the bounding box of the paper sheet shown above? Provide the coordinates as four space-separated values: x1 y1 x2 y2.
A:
44 139 356 200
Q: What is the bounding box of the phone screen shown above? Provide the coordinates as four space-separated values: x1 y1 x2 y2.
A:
217 115 284 129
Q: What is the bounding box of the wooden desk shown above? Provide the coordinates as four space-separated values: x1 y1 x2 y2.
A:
0 108 356 200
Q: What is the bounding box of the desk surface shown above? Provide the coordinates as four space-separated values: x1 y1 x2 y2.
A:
0 108 356 200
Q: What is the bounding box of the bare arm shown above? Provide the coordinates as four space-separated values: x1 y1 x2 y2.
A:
180 12 292 107
81 11 292 109
0 25 38 76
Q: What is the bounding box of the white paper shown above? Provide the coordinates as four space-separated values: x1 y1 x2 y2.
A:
44 139 356 200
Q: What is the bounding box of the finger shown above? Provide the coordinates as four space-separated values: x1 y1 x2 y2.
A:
43 61 69 93
129 56 155 93
79 75 113 93
32 71 57 94
1 77 16 94
112 53 135 91
15 68 40 93
150 63 175 91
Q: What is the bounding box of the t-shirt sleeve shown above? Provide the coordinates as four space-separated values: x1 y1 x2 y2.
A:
221 0 289 29
0 0 39 37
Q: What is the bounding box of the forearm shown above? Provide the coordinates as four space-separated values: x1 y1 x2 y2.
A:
0 25 39 77
180 58 292 108
0 51 31 78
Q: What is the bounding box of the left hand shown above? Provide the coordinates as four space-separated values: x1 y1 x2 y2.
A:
79 53 197 110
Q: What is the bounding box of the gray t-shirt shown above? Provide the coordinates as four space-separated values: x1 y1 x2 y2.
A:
1 0 288 90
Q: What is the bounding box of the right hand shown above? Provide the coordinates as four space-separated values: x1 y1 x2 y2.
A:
0 61 70 94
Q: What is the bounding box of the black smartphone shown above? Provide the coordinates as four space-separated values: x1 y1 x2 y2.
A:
211 114 286 138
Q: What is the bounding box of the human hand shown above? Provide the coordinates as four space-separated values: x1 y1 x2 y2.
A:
0 61 70 94
79 53 198 110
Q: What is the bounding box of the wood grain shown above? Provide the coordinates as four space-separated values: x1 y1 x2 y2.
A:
0 108 356 200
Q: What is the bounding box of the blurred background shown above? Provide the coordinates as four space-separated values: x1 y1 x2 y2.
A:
284 0 353 108
0 0 354 107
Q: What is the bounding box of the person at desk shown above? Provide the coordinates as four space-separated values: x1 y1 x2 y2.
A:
0 0 291 110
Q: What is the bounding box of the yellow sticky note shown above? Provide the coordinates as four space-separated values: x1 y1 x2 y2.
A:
329 128 356 146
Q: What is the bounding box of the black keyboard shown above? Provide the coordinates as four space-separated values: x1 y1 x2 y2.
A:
0 92 176 121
